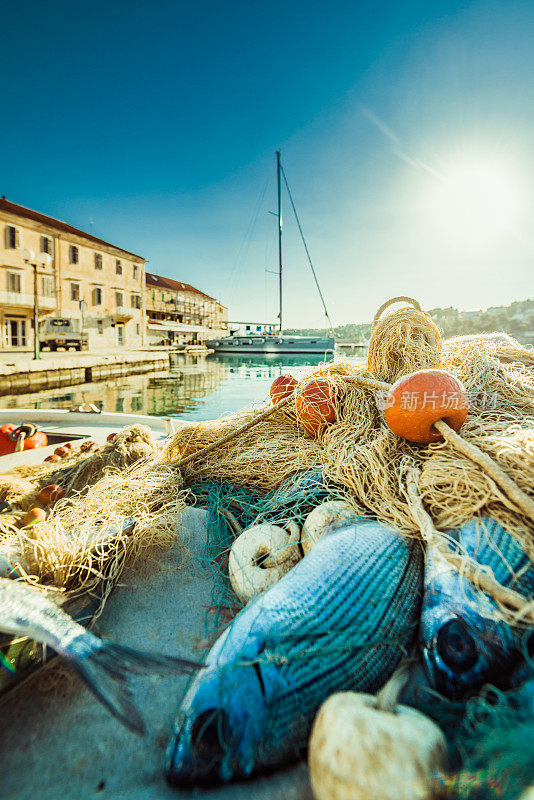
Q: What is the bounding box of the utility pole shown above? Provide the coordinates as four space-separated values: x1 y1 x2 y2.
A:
33 263 40 360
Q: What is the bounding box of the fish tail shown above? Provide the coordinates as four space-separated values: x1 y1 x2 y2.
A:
70 641 203 736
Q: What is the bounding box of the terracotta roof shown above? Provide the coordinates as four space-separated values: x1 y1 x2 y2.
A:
0 197 145 260
145 271 225 305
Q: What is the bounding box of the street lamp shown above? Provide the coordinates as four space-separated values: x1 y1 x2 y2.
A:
22 249 52 360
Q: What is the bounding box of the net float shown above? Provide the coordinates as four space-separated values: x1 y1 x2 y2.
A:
106 432 118 442
20 507 47 529
301 500 360 555
228 521 301 604
0 423 48 456
80 440 96 452
384 369 469 444
296 378 338 437
44 454 62 463
54 446 71 458
270 374 298 405
309 690 448 800
37 484 66 507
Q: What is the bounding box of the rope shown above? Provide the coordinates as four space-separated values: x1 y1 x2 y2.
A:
405 466 534 625
372 296 421 329
433 420 534 522
174 394 295 468
280 163 336 339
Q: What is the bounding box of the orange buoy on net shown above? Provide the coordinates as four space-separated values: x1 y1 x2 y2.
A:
0 424 48 456
270 374 298 405
37 484 66 507
296 378 338 437
384 369 468 444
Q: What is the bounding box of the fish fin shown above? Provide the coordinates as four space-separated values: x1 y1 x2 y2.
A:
69 642 204 735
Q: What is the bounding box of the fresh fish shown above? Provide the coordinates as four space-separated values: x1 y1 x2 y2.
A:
0 577 202 734
420 517 534 698
165 520 423 785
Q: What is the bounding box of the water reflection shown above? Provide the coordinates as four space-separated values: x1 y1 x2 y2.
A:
0 352 354 422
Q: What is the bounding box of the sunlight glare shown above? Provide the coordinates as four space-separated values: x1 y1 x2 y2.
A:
430 159 523 246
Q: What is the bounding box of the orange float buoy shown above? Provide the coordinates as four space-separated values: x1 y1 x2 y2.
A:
270 375 298 405
384 369 468 444
296 378 337 437
0 423 48 456
20 507 47 528
37 484 65 507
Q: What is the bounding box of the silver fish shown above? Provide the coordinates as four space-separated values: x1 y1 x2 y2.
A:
0 577 202 734
165 520 423 785
420 517 534 698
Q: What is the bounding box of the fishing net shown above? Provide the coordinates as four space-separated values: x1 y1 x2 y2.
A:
185 470 361 643
1 296 534 789
3 297 532 620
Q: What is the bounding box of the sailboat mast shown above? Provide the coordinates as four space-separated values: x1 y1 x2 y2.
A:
276 151 283 333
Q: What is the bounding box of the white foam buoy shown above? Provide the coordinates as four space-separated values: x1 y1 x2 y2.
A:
301 500 359 555
309 690 448 800
229 521 301 604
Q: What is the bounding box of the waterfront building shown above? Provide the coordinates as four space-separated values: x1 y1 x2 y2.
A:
0 198 146 350
145 272 227 346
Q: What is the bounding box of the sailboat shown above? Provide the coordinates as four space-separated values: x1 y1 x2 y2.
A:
206 153 335 355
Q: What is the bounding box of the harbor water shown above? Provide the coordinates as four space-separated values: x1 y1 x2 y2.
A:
0 353 362 421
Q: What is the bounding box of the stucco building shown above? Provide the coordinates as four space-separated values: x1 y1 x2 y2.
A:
145 272 227 345
0 198 146 350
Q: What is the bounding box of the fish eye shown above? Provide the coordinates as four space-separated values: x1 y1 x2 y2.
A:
436 619 478 673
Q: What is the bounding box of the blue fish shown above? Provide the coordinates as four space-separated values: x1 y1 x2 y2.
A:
420 517 534 698
165 520 423 785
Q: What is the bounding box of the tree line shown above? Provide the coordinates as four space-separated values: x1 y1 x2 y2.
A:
289 298 534 343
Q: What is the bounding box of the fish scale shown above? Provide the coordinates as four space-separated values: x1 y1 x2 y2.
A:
166 520 423 785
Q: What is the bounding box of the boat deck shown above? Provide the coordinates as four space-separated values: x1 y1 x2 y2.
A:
0 508 312 800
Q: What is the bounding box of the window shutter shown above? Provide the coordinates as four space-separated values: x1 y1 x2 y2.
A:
15 227 21 248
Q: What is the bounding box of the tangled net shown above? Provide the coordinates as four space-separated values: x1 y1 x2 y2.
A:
1 298 533 627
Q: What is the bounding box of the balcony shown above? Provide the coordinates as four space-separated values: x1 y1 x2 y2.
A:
112 306 133 321
0 291 56 311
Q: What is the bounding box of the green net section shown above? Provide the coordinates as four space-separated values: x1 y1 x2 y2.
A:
185 470 357 643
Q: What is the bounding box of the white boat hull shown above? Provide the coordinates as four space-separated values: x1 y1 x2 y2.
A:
205 336 335 355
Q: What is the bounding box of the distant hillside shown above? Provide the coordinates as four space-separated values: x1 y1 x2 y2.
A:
288 298 534 343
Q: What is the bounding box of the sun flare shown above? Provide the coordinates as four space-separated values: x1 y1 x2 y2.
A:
430 159 523 246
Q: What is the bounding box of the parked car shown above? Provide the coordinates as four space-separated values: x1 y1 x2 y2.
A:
40 318 89 351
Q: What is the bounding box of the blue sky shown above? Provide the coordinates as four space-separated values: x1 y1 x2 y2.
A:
2 0 534 327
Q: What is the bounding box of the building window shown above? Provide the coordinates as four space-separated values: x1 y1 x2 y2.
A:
92 287 103 305
161 292 165 301
40 235 53 255
133 264 140 280
97 319 104 334
130 294 141 309
115 259 122 275
70 282 80 301
4 318 26 347
151 290 155 300
6 272 22 293
69 245 79 264
40 276 55 297
5 225 20 249
94 253 103 270
115 291 124 307
136 323 140 335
